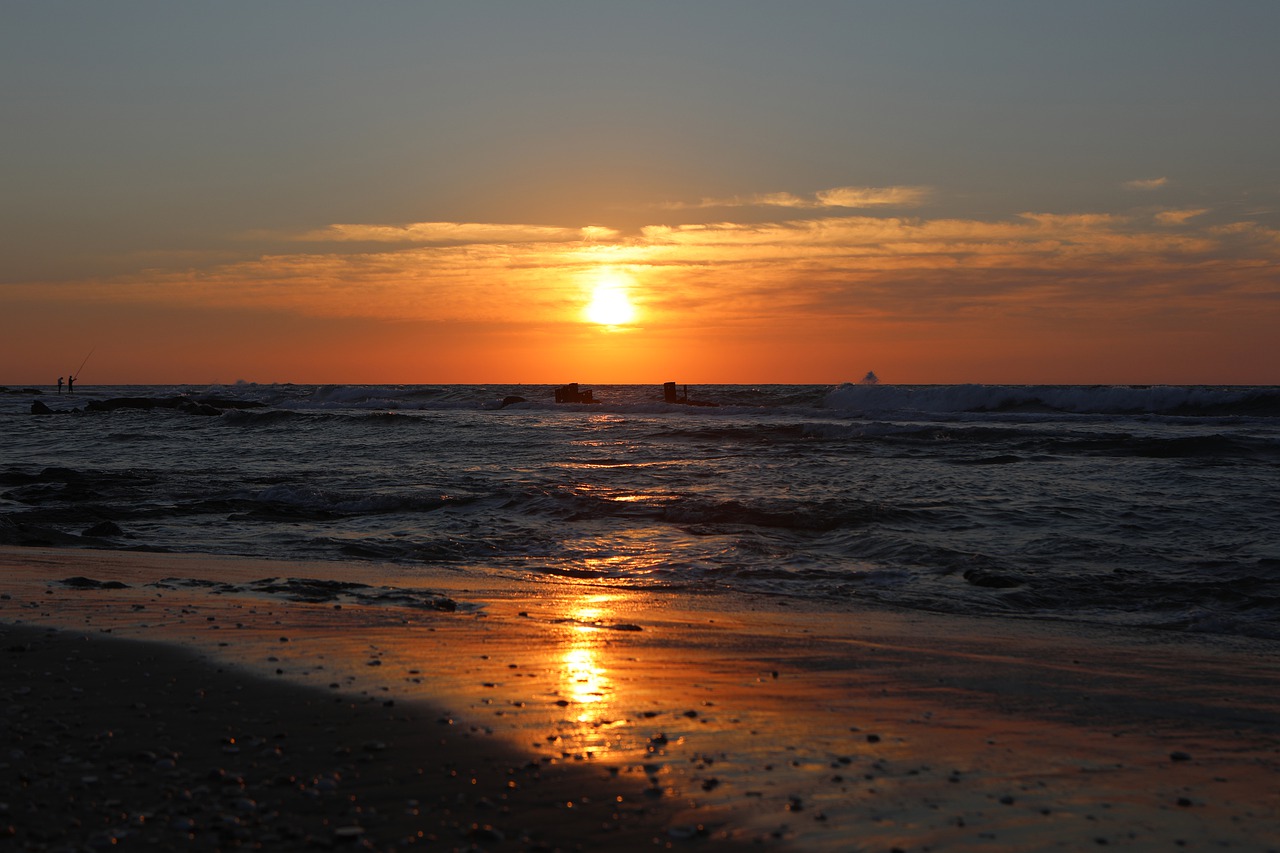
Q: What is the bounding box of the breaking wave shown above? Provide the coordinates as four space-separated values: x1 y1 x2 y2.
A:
824 383 1280 418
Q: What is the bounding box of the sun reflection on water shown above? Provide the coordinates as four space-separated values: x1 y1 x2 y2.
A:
562 644 608 723
550 595 634 754
558 601 614 721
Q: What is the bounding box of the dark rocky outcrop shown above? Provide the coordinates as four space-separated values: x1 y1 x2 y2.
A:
60 576 130 589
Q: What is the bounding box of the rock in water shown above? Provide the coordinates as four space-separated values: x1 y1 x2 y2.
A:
83 521 124 538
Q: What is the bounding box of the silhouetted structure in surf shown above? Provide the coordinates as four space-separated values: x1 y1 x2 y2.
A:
554 383 596 404
663 382 719 407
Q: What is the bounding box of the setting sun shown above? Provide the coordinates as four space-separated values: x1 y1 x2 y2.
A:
584 277 637 327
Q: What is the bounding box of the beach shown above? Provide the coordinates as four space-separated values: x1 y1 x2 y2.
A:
7 0 1280 846
3 546 1278 850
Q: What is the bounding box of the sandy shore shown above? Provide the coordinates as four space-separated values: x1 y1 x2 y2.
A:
2 546 1279 851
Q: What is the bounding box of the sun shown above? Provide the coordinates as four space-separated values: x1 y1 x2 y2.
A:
584 276 637 327
585 287 636 326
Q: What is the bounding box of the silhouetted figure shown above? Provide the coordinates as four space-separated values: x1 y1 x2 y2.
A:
67 375 75 394
57 376 64 395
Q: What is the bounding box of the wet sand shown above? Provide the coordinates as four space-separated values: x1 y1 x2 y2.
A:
1 624 696 851
3 546 1279 850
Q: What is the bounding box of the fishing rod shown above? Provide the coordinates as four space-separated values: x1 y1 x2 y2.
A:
73 346 96 379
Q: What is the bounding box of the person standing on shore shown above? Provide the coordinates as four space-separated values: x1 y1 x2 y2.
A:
67 375 75 394
57 376 64 394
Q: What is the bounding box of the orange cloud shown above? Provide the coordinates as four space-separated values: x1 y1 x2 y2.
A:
661 185 930 210
815 186 931 207
12 196 1278 344
1124 177 1169 191
280 222 616 244
1154 209 1209 226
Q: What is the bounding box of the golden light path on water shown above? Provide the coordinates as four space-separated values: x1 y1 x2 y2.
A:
560 604 613 724
546 588 646 760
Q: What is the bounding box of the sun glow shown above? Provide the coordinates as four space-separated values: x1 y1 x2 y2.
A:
584 273 637 326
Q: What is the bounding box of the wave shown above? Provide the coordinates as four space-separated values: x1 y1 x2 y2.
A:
221 408 425 426
19 382 1276 420
302 384 455 409
824 383 1280 418
797 420 1280 460
1053 433 1280 460
263 384 831 414
498 483 918 534
236 483 460 519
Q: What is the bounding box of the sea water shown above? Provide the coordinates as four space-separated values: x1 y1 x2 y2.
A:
3 383 1278 639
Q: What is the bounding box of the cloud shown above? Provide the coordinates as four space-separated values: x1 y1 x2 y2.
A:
1154 209 1208 226
18 206 1277 335
815 186 930 207
282 222 610 244
579 225 620 241
662 185 930 210
1124 177 1169 191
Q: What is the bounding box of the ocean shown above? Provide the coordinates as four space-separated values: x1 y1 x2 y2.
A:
3 382 1279 640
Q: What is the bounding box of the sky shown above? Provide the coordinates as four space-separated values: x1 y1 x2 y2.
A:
3 1 1278 386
